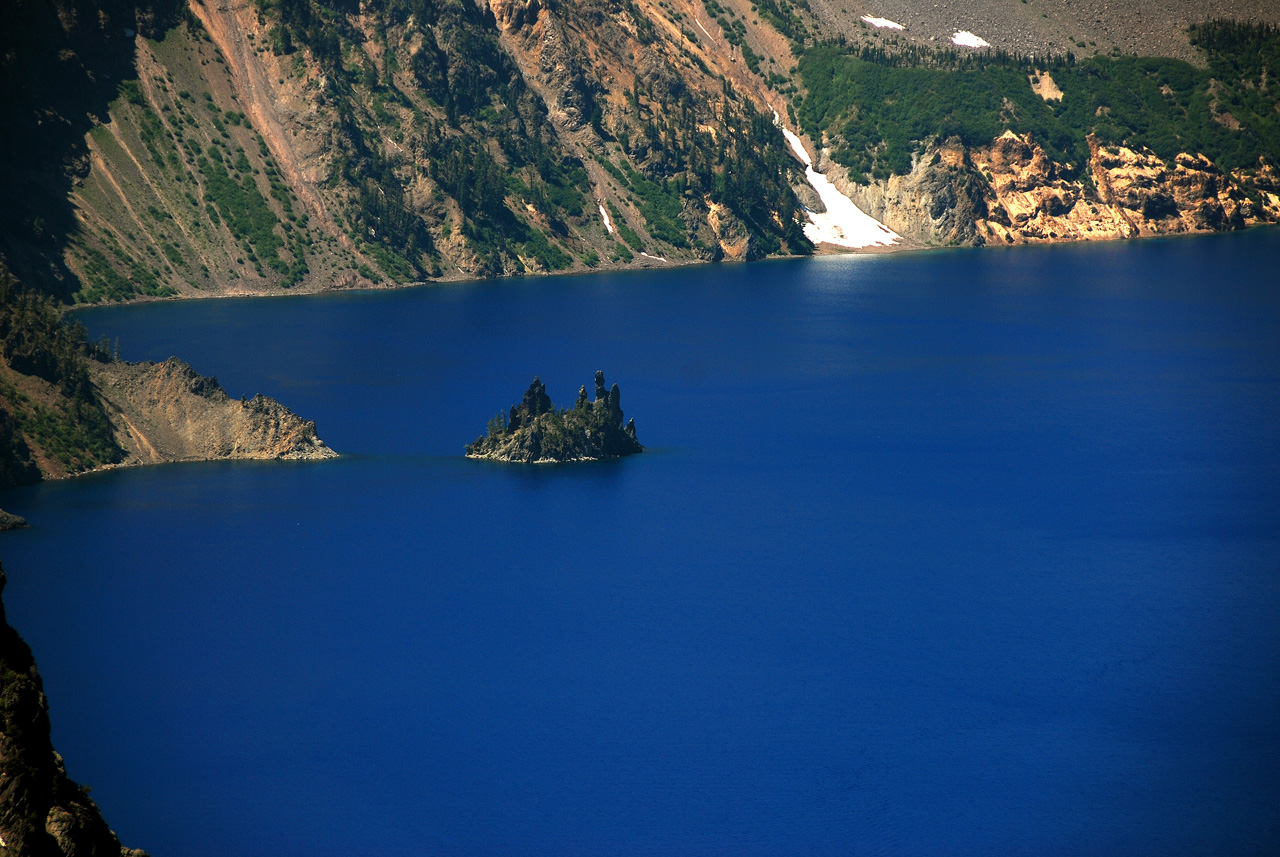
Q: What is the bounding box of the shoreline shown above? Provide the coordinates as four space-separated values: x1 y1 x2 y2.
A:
62 220 1278 312
16 221 1265 503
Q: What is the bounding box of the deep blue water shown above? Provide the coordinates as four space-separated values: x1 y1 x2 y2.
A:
3 230 1280 855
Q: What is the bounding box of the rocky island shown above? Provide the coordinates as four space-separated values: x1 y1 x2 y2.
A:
466 372 643 463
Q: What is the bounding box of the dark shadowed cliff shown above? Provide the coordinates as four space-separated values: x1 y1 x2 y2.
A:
0 563 147 857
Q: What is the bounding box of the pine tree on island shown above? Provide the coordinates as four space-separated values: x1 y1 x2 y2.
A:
466 372 643 462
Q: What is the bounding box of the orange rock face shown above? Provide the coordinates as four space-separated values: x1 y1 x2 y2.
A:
970 131 1278 245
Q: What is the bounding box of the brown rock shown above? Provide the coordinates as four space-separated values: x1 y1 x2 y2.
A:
965 131 1273 245
92 358 337 466
706 202 759 261
829 139 991 247
487 0 541 32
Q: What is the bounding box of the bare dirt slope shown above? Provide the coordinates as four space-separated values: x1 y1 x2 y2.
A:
94 357 336 465
811 1 1280 62
187 0 349 251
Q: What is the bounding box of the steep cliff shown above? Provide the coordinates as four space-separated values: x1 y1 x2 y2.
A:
479 0 811 261
795 23 1280 249
0 0 812 304
818 128 1280 249
3 2 1280 306
972 131 1275 244
824 138 993 247
0 563 146 857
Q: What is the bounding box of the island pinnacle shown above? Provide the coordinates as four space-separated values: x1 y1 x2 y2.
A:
466 373 644 463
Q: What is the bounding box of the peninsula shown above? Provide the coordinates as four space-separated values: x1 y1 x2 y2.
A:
466 372 643 463
0 266 335 523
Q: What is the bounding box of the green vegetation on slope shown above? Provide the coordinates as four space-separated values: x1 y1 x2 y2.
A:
4 0 816 302
76 243 177 304
1189 20 1280 163
797 22 1280 181
254 0 812 269
0 267 122 479
603 91 812 256
62 13 315 302
255 0 594 277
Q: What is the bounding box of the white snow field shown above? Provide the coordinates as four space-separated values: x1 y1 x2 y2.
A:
775 118 900 249
951 31 991 48
861 16 905 30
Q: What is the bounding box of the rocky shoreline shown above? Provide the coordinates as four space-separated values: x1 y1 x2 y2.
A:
92 357 336 468
58 163 1280 313
61 207 1280 314
823 131 1278 249
0 357 334 525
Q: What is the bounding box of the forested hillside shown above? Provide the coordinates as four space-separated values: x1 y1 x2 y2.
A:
797 22 1280 188
0 0 818 305
1 0 1278 306
0 265 122 484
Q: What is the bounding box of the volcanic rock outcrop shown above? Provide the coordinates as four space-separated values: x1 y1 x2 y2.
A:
828 138 993 247
94 357 337 465
466 371 643 463
836 129 1279 248
970 131 1270 243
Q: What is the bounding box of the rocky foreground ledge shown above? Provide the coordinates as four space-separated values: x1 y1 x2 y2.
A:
93 357 336 467
466 372 643 463
0 563 147 856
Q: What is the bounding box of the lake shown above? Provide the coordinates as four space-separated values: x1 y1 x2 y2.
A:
3 230 1280 855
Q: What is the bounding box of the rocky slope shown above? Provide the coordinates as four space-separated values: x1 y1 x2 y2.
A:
0 0 812 304
2 1 1279 305
0 510 28 531
0 264 335 493
94 356 336 465
0 563 147 857
0 266 130 485
810 1 1280 64
822 138 992 247
826 130 1280 248
977 131 1273 243
466 372 643 462
795 20 1280 248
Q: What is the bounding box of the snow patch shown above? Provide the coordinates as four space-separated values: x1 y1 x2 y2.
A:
640 251 669 262
951 31 990 48
774 115 899 249
860 16 904 30
599 204 614 234
695 18 715 41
